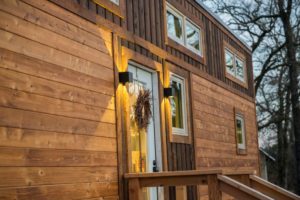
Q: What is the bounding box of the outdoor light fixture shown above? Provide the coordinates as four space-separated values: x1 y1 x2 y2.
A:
119 71 133 85
164 87 175 97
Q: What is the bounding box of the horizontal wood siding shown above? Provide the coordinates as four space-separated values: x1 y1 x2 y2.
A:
0 0 118 199
191 73 259 198
0 1 258 200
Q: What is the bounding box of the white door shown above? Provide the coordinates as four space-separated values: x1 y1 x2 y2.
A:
128 63 162 200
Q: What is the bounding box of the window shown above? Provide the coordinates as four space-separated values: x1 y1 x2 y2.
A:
110 0 119 5
170 74 188 136
224 46 246 84
235 111 247 154
225 49 235 76
166 3 203 56
235 57 245 81
185 20 201 55
167 9 184 44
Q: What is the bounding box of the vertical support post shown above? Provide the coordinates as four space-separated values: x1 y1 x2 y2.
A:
128 178 143 200
240 174 251 186
207 174 222 200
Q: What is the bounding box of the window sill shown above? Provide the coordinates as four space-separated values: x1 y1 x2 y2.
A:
237 148 247 155
226 72 248 89
167 38 205 65
93 0 124 18
170 133 192 144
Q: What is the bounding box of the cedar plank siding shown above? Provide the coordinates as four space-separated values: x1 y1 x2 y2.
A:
0 0 259 200
191 74 259 199
0 0 118 199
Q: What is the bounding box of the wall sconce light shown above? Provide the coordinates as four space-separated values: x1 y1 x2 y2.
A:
119 72 133 85
164 87 174 97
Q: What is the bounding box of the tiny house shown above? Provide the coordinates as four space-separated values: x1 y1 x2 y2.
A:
1 0 298 200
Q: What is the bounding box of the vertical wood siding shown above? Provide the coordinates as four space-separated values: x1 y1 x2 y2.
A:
70 0 254 98
0 0 118 199
49 0 254 98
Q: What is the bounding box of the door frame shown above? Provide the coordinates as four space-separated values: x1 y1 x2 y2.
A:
127 61 163 174
113 36 168 200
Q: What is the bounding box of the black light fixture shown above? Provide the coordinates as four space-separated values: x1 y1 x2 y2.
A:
164 87 175 97
119 72 133 85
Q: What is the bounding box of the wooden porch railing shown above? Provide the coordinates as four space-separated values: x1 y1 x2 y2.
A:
124 170 288 200
249 175 300 200
124 170 222 200
218 175 272 200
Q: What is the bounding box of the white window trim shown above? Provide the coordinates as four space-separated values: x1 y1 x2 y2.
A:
166 3 203 57
225 49 246 83
185 19 202 56
236 114 246 150
225 48 235 76
235 56 246 82
110 0 119 5
166 6 184 45
170 73 188 136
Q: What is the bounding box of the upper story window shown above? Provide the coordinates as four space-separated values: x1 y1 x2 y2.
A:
235 109 247 154
224 42 247 87
225 49 235 76
235 57 245 81
170 74 188 136
166 3 203 56
225 48 246 82
110 0 119 5
167 9 184 44
185 20 201 54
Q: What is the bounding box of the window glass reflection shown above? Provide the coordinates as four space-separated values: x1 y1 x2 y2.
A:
186 22 200 52
167 11 183 42
171 80 184 129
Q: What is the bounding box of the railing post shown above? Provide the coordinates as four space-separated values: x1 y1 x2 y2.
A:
128 178 143 200
207 174 222 200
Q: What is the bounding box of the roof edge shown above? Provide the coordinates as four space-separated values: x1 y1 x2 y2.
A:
195 0 252 52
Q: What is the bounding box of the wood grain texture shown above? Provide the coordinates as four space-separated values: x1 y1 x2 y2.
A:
0 0 261 200
191 74 259 199
0 147 117 167
0 182 118 200
0 0 118 199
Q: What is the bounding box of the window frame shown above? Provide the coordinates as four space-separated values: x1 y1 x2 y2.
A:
224 48 235 76
185 19 203 56
165 2 205 62
234 108 247 155
235 56 246 82
167 62 192 144
109 0 119 5
170 73 188 136
223 41 248 88
166 6 185 45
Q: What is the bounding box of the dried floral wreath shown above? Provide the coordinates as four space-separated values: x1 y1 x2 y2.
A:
134 89 152 130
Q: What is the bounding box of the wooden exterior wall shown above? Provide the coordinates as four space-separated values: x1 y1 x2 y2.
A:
191 74 259 198
0 0 259 200
0 0 118 199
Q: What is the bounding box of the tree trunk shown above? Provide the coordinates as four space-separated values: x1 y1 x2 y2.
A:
278 0 300 193
277 121 286 187
276 68 288 187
